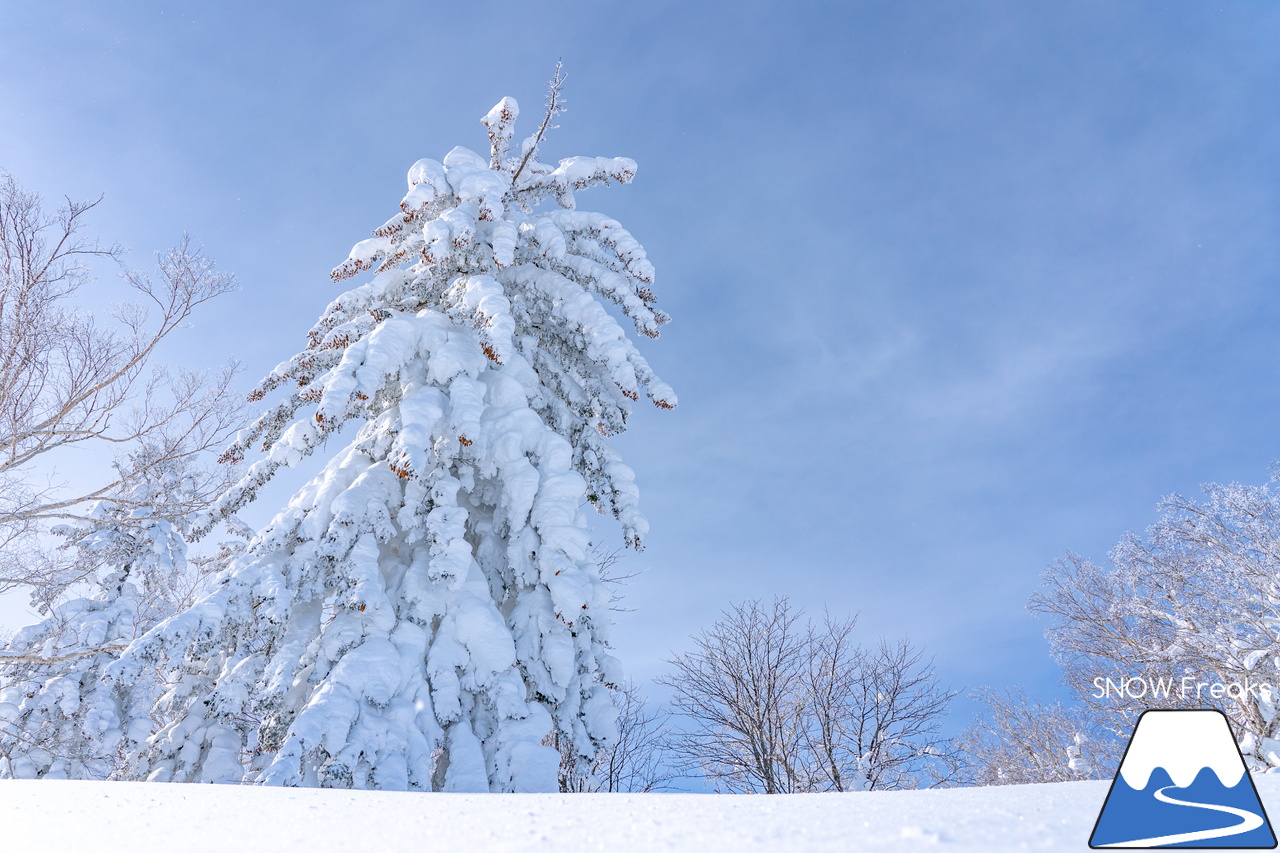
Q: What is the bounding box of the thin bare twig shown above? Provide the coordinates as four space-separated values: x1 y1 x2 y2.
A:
511 60 566 185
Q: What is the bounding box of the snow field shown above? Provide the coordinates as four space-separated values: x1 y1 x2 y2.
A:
16 776 1280 851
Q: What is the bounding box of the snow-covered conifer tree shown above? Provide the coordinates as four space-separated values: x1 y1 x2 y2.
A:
112 77 675 791
0 451 239 780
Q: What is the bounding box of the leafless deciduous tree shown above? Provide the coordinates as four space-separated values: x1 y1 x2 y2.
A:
0 172 243 600
803 615 960 791
660 597 808 793
957 686 1120 786
1029 478 1280 770
660 597 958 793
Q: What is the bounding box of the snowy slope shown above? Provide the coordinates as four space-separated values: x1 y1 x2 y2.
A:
9 776 1280 851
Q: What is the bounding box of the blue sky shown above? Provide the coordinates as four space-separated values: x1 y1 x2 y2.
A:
4 1 1280 727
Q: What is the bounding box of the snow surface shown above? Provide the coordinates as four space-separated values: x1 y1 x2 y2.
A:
9 777 1280 851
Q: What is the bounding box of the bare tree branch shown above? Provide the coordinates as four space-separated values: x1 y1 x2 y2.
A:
0 172 246 598
551 680 676 792
510 60 566 186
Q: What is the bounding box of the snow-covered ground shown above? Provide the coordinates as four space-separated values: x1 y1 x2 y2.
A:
9 776 1280 851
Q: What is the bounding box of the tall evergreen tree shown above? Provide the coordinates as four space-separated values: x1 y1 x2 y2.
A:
110 80 675 791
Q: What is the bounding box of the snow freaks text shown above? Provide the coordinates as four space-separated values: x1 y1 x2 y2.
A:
1091 676 1277 702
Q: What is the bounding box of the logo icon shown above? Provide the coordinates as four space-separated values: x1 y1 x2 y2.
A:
1090 709 1276 848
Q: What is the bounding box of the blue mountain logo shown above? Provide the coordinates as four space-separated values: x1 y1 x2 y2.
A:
1090 709 1276 848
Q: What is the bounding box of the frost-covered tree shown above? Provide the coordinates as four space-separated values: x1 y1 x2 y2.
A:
1030 477 1280 771
110 79 675 792
801 621 958 791
0 450 242 780
957 687 1119 786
